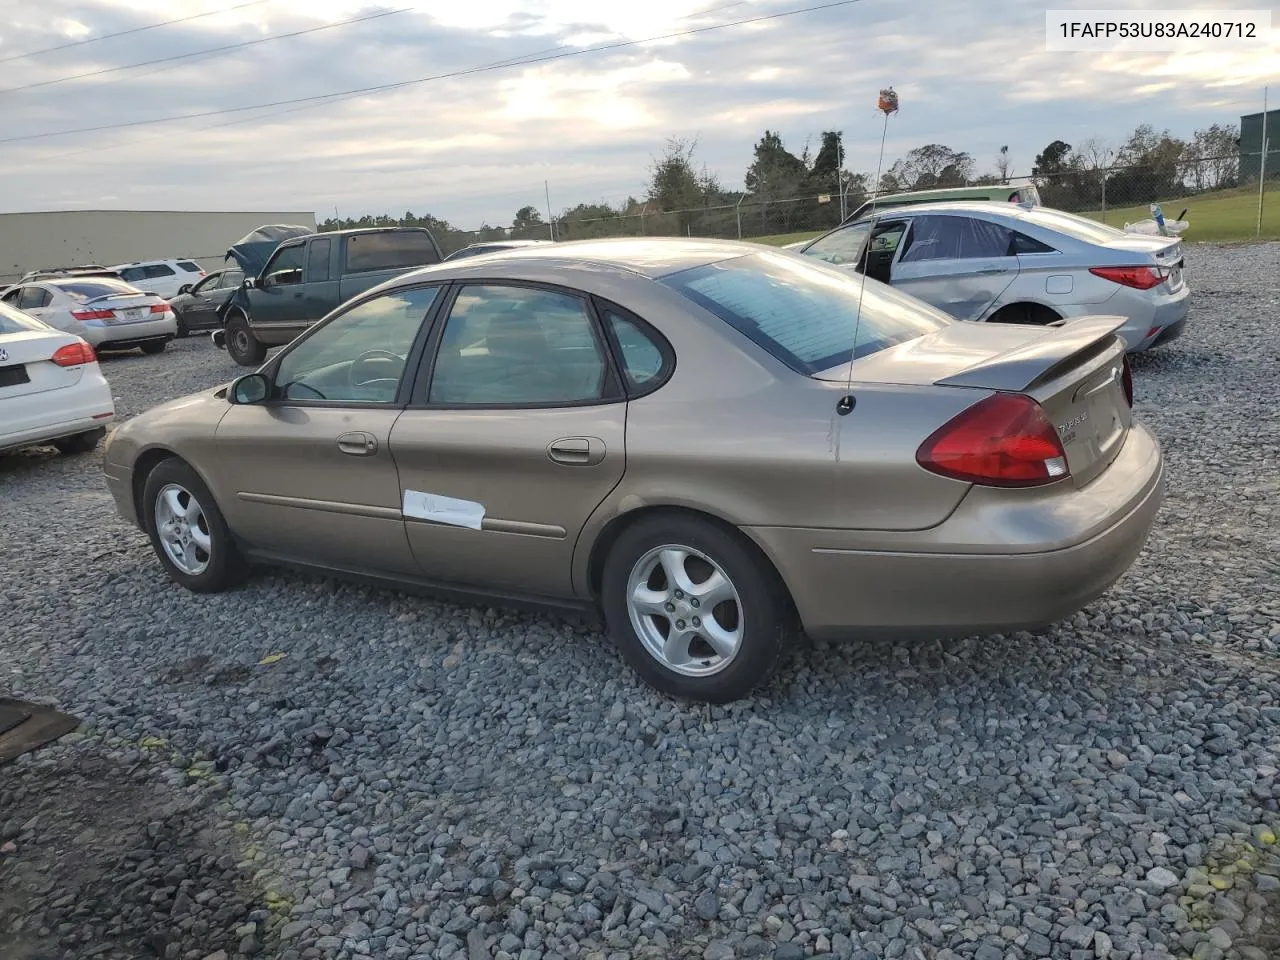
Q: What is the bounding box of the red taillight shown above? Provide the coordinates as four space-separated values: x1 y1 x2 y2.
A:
916 393 1070 488
52 341 96 367
150 303 168 314
1090 265 1164 290
1121 355 1134 407
71 308 114 321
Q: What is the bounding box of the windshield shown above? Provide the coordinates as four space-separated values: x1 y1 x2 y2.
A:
55 279 142 301
1022 208 1128 244
661 251 953 374
0 300 49 333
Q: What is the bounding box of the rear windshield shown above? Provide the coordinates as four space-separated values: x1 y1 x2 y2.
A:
1022 208 1127 244
344 231 441 273
0 300 48 334
661 252 953 374
55 279 142 301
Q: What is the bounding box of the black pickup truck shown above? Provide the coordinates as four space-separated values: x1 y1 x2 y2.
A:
216 225 444 366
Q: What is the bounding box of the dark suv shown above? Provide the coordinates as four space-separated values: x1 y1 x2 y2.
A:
217 226 444 366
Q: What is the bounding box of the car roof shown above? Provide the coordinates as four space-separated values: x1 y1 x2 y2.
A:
849 200 1032 222
431 236 769 279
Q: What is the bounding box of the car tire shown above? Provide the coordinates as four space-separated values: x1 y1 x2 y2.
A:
174 317 189 338
601 513 792 703
141 341 167 355
142 459 249 593
53 427 106 455
225 313 266 367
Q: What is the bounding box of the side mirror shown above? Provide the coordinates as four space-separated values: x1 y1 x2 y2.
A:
178 284 192 295
228 373 270 405
243 277 255 289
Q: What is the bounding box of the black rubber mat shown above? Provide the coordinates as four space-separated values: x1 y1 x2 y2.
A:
0 698 78 764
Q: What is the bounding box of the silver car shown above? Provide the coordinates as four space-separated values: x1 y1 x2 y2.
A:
795 202 1189 351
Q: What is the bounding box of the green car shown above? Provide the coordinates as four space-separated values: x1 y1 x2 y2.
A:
844 184 1040 224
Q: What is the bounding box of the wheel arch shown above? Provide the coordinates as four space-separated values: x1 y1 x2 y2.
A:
130 447 219 529
984 300 1063 324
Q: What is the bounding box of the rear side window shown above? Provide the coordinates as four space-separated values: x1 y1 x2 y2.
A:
344 231 441 274
17 287 51 309
307 238 333 282
662 252 953 374
598 303 672 394
1013 232 1057 254
143 264 176 279
177 260 202 273
899 215 1013 261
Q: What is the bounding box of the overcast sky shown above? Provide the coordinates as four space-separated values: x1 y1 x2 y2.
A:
0 0 1274 227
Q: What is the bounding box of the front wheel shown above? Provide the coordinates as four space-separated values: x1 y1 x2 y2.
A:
225 313 266 367
601 514 792 703
142 459 249 593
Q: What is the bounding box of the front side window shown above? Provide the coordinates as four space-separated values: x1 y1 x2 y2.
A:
191 274 219 295
803 222 871 266
273 286 440 403
118 266 144 282
429 285 609 406
262 245 305 286
344 231 441 274
899 215 1013 262
662 251 953 374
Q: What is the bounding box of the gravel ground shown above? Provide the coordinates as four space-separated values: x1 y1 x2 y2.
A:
2 243 1278 960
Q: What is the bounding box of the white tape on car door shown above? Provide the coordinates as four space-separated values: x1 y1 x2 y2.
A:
402 489 485 530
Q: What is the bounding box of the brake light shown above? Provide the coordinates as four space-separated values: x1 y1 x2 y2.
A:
150 303 168 314
1090 266 1165 290
1121 355 1133 407
52 341 96 367
916 393 1069 488
71 308 114 321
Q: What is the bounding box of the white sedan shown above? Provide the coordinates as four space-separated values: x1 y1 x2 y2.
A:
0 301 115 456
0 276 177 354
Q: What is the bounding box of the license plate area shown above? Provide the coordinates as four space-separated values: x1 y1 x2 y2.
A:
111 307 147 323
0 363 31 387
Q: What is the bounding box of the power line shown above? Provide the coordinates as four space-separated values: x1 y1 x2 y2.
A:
0 7 411 95
0 0 274 66
0 0 871 146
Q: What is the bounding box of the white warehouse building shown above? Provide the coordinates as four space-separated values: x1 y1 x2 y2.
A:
0 209 318 285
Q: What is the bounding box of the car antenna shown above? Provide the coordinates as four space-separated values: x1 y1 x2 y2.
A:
840 86 898 421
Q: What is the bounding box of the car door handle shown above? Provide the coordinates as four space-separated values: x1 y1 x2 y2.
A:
337 431 378 456
548 437 605 466
977 266 1009 275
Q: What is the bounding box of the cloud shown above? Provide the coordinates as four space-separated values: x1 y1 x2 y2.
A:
0 0 1272 227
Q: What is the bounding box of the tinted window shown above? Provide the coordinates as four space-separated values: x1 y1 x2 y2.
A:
899 215 1013 262
262 245 305 285
306 238 333 282
344 231 440 273
274 287 440 403
118 266 145 282
2 288 21 304
1013 232 1057 254
17 287 51 309
429 285 608 406
57 279 139 300
602 307 669 390
191 274 219 294
662 252 953 374
0 300 46 332
803 222 871 266
177 260 202 273
143 264 176 279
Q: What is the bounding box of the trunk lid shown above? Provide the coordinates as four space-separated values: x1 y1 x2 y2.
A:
817 315 1133 487
76 291 166 325
0 329 86 399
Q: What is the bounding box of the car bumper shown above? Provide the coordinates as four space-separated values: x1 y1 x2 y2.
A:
1116 284 1190 352
747 422 1165 641
80 315 177 348
0 379 115 453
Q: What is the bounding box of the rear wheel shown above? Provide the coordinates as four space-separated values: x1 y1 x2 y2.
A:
53 428 106 455
225 313 266 367
140 340 167 355
142 459 249 593
987 302 1060 326
601 514 792 703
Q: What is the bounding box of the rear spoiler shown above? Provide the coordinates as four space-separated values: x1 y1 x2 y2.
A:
86 291 161 304
934 315 1128 393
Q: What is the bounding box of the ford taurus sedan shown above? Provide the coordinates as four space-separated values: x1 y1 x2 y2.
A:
796 202 1189 352
101 238 1164 703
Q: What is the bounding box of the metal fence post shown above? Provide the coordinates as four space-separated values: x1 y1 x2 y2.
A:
1100 170 1107 224
1258 86 1269 239
736 195 745 240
